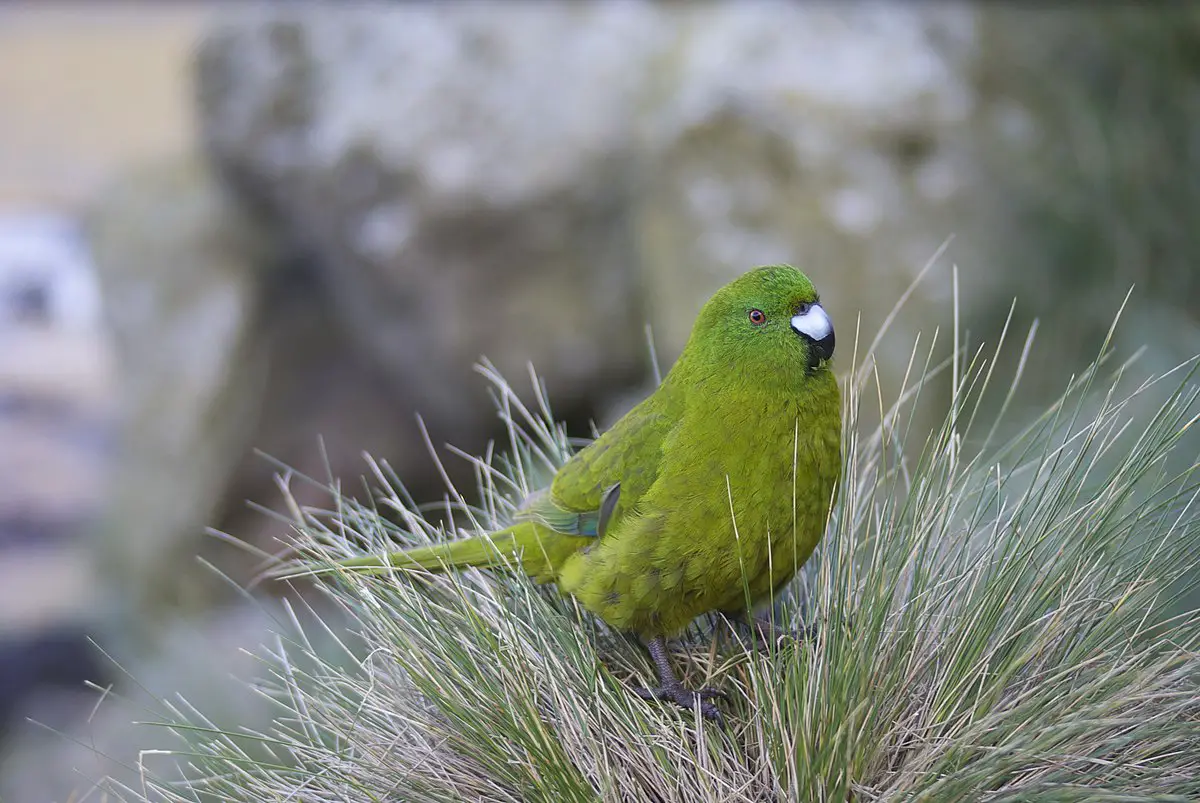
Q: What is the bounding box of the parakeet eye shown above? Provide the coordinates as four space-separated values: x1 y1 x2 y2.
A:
748 309 767 326
796 302 811 315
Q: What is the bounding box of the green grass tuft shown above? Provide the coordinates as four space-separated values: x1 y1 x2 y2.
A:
99 301 1200 802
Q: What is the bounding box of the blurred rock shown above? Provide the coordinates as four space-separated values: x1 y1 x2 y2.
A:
194 4 986 441
635 4 977 375
196 4 652 441
969 7 1200 402
82 151 518 640
85 154 272 642
213 266 447 584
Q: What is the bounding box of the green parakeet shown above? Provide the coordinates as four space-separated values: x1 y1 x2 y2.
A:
292 265 841 719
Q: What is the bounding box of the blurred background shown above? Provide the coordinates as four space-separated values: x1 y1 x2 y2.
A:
2 2 1199 798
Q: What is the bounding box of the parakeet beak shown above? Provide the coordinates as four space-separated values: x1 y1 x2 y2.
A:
791 302 835 365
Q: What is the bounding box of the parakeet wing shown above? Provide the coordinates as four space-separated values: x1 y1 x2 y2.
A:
530 388 683 535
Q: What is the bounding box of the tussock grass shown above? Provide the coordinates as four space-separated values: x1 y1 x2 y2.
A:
101 295 1200 802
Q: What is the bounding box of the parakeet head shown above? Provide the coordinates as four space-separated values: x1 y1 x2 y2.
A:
678 265 835 388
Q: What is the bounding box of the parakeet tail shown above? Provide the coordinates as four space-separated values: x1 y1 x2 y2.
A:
281 522 580 584
336 527 523 573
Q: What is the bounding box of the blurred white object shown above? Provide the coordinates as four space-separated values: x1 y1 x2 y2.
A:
0 211 102 333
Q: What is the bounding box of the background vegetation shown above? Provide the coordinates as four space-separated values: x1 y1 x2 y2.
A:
105 304 1200 801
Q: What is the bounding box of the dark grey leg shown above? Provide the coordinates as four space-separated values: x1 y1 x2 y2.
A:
631 636 727 722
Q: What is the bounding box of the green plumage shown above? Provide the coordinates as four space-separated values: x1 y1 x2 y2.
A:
309 265 841 717
326 265 842 641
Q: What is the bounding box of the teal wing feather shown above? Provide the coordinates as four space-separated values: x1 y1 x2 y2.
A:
515 488 602 536
516 484 621 539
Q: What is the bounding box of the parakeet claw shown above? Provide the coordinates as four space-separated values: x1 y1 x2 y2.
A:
638 636 728 722
632 684 727 721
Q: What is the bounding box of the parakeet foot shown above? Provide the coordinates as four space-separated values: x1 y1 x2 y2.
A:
750 616 813 644
632 684 726 721
724 613 813 650
637 636 728 722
